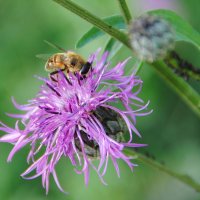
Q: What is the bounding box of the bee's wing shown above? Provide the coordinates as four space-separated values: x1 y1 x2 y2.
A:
36 54 52 61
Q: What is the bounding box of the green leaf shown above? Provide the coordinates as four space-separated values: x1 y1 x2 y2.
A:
104 37 142 74
36 54 52 60
124 149 200 192
104 37 123 61
76 15 126 48
148 9 200 50
44 40 66 52
134 60 143 74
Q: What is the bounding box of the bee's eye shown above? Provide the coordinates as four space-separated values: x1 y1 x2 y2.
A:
70 58 78 66
49 62 54 67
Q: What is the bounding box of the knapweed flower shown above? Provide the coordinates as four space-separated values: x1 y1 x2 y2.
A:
0 50 150 193
136 0 177 11
129 14 175 62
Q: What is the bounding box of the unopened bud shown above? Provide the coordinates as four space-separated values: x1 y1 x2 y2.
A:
129 14 175 62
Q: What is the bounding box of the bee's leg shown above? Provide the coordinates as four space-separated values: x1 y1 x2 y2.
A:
49 74 58 82
49 71 59 82
49 68 66 82
50 70 59 76
80 62 92 76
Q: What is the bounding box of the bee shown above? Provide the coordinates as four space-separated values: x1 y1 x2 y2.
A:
74 106 126 158
45 51 92 78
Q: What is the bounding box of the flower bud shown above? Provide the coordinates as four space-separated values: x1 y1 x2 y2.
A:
129 14 175 62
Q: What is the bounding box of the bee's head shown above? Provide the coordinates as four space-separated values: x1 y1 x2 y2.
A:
45 53 66 72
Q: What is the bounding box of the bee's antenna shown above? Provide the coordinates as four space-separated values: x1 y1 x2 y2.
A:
44 40 66 52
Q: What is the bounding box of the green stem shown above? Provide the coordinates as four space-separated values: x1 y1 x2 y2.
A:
165 51 200 81
53 0 200 118
52 0 130 48
124 149 200 192
117 0 132 24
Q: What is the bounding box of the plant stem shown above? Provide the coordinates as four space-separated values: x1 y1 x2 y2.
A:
53 0 200 118
52 0 130 48
124 149 200 192
165 51 200 81
117 0 132 24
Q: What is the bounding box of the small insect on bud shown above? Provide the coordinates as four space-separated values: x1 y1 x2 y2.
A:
129 14 175 62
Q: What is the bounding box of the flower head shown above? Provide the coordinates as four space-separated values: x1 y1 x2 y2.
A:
129 14 175 62
0 50 150 193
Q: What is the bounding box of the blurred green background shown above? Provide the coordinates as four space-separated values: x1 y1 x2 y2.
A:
0 0 200 199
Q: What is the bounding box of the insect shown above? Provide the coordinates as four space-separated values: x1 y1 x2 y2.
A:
45 51 92 77
74 106 126 158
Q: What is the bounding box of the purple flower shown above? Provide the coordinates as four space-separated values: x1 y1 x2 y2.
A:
134 0 178 12
0 50 151 193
